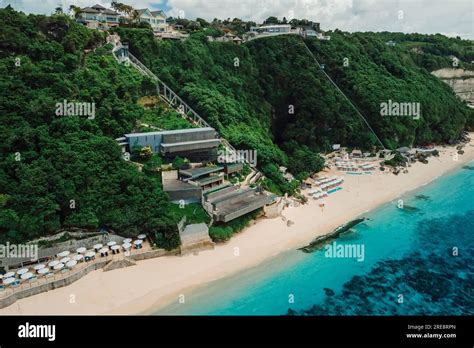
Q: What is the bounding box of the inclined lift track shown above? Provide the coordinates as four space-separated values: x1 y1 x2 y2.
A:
298 39 387 150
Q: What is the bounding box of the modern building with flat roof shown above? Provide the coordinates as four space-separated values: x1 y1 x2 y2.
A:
203 186 276 223
124 127 220 161
162 170 201 203
179 165 225 191
250 24 292 34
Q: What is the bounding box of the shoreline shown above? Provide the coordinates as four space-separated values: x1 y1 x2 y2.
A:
1 139 474 315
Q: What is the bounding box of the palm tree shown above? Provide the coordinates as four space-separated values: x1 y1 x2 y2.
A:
69 5 82 19
111 1 121 12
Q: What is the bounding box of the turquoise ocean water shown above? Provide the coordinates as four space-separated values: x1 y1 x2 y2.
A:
157 162 474 315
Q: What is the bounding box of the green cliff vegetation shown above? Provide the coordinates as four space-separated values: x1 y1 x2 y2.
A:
115 25 473 183
0 8 178 247
0 8 473 244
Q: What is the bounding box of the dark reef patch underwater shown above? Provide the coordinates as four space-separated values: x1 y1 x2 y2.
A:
288 210 474 315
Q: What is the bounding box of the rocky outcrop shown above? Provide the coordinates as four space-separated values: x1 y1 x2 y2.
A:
431 68 474 106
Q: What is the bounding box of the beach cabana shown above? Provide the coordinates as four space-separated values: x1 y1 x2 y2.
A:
3 277 18 286
60 257 70 264
16 268 29 276
137 234 146 240
73 254 84 262
122 243 132 251
133 240 143 249
57 251 70 258
53 263 64 271
107 241 117 247
99 247 109 257
48 260 59 268
20 272 34 281
76 247 86 254
33 264 46 272
111 245 121 254
4 272 15 279
123 238 132 244
66 260 77 268
93 244 103 252
38 268 49 276
84 251 96 261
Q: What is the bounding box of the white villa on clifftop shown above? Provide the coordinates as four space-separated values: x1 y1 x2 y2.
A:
135 8 170 34
76 4 120 29
250 24 293 35
246 24 330 41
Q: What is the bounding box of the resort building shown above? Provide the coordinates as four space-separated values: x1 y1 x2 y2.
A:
162 170 202 203
158 32 190 41
135 9 170 33
203 186 276 223
124 127 220 162
246 23 329 41
76 4 120 29
222 162 244 175
207 32 243 44
179 165 225 191
250 24 292 34
162 163 245 204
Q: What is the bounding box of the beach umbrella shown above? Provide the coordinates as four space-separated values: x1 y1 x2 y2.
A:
73 254 84 262
122 243 131 250
137 234 146 240
48 260 59 268
16 268 29 276
107 241 117 247
33 264 46 271
3 277 16 285
4 272 15 279
20 272 33 280
38 268 49 275
60 257 71 264
123 238 132 244
57 251 70 258
76 247 86 254
93 244 103 251
53 263 64 271
66 260 77 268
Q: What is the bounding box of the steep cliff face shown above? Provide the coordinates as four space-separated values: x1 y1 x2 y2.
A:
431 68 474 107
117 28 473 155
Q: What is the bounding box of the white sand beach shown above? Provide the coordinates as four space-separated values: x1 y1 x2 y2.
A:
1 138 474 315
